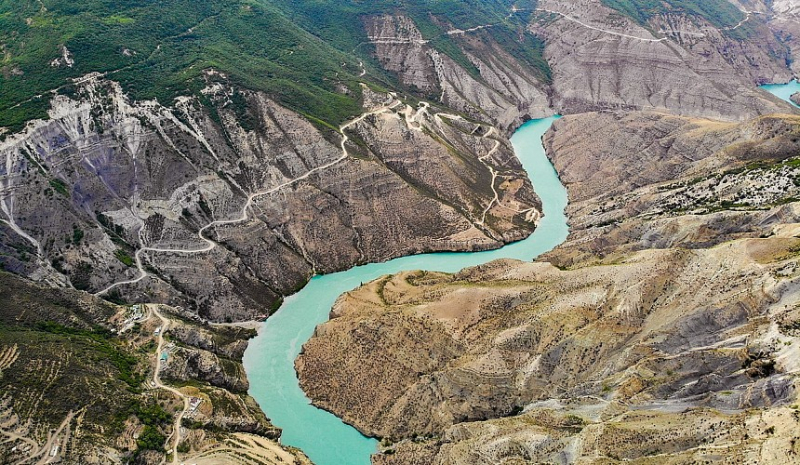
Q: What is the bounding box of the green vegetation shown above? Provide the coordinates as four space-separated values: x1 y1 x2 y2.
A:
483 26 551 84
601 0 749 36
34 320 145 389
137 425 167 451
115 249 135 267
49 178 69 197
0 271 144 442
70 261 93 290
71 225 84 244
0 0 364 131
0 0 550 132
270 0 546 84
134 400 173 427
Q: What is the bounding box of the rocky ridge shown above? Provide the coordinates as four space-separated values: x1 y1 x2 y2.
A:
296 111 800 463
528 0 792 120
0 74 538 321
361 1 795 128
2 0 799 322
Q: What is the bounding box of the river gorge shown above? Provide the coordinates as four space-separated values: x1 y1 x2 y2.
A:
244 80 800 464
243 116 567 464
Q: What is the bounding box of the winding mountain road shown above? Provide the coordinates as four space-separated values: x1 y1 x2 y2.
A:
536 7 667 42
95 97 403 297
149 305 190 465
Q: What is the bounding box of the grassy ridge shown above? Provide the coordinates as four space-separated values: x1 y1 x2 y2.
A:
0 0 552 132
0 0 363 131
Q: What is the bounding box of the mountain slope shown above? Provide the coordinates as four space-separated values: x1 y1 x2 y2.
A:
0 271 306 464
0 77 541 320
0 0 365 131
296 112 800 463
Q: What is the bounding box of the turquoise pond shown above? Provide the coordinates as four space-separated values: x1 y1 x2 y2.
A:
242 79 800 465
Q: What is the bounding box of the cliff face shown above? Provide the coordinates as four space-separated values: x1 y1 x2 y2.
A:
361 2 796 127
0 76 538 321
295 112 800 463
542 112 800 266
2 0 797 322
363 15 553 132
766 0 800 76
530 0 792 120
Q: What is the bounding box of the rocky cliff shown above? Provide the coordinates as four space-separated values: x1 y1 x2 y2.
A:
296 112 800 463
763 0 800 77
0 74 538 321
2 0 798 323
528 0 793 120
358 1 796 127
363 14 553 132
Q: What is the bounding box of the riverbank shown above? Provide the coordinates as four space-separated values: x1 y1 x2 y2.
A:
243 115 568 465
294 89 800 464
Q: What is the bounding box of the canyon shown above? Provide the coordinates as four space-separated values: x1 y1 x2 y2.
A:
298 109 800 464
2 0 800 463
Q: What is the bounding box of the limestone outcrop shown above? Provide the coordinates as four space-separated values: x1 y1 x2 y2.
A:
530 0 792 120
363 15 552 132
363 2 796 127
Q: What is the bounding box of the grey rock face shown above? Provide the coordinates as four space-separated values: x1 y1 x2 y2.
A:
531 0 793 120
0 76 539 321
363 15 552 133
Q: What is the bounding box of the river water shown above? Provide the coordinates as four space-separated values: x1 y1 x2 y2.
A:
761 79 800 108
243 79 800 465
242 115 567 464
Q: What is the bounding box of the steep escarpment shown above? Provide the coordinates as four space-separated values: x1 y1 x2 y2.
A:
362 14 553 132
355 0 796 129
296 113 800 463
0 76 538 321
2 0 798 323
764 0 800 76
529 0 793 120
543 111 800 203
541 111 800 265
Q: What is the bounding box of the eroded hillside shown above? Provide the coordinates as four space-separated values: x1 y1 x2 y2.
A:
0 76 538 320
2 0 799 322
0 272 309 464
297 112 800 464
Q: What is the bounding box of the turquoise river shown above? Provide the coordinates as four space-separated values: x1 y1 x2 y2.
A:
243 81 800 465
242 115 567 465
761 79 800 108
